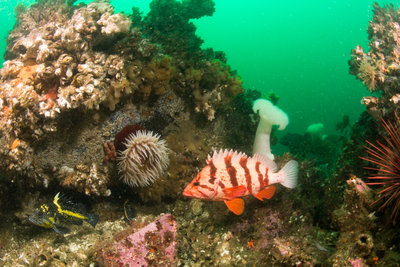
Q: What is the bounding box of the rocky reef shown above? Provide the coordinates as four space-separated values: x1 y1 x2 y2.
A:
2 0 400 266
346 2 400 265
0 0 243 199
329 177 377 266
96 213 177 266
349 3 400 119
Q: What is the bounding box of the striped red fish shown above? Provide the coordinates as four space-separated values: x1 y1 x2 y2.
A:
183 149 298 215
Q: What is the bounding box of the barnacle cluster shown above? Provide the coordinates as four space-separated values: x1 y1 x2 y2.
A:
0 0 135 190
2 1 132 115
349 3 400 115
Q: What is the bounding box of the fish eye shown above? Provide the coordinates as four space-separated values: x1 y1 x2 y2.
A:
193 182 199 186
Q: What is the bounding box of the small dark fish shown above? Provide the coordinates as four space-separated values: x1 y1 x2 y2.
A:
28 192 99 234
123 199 135 223
336 114 350 133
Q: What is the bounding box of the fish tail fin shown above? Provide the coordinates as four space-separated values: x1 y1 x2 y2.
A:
87 213 99 227
278 160 298 188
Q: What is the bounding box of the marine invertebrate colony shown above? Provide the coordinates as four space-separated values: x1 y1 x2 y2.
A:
361 112 400 223
349 3 400 113
0 0 244 198
118 130 169 187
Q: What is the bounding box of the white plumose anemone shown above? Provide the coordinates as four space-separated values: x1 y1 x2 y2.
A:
117 130 169 187
252 99 289 160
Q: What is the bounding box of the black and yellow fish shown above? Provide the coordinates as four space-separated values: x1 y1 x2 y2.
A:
123 199 135 223
28 192 99 234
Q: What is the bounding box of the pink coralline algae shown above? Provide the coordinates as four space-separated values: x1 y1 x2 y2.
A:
346 177 370 193
349 258 366 267
96 214 177 266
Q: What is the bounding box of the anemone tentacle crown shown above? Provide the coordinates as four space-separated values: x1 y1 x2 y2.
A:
117 130 169 187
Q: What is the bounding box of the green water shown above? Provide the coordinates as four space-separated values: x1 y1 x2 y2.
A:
2 0 400 135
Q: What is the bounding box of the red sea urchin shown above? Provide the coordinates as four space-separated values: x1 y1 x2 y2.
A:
361 112 400 223
114 124 146 152
117 130 169 187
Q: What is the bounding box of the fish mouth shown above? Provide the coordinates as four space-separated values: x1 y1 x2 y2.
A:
182 185 199 198
182 188 194 198
183 185 207 199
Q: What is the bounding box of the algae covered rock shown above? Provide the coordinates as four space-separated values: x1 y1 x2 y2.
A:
95 214 177 266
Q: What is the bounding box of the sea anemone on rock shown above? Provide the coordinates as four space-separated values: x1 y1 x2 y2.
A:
252 98 289 160
117 130 169 187
306 123 325 141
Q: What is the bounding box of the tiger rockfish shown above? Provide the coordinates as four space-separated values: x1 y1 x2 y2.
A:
183 149 298 215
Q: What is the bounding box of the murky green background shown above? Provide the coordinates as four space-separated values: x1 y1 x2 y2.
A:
1 0 400 135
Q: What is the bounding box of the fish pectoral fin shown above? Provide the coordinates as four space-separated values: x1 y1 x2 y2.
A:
53 225 70 234
222 186 247 198
87 213 100 227
254 185 276 201
224 198 245 215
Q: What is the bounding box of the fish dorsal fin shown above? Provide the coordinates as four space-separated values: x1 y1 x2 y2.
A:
206 149 247 164
54 192 75 207
54 192 61 203
254 185 276 201
223 185 247 199
224 198 245 215
252 153 278 173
